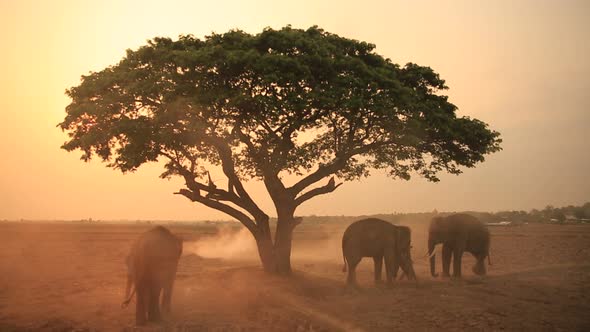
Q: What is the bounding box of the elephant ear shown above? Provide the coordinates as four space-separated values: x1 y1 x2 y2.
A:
430 217 445 232
395 226 410 253
395 229 404 253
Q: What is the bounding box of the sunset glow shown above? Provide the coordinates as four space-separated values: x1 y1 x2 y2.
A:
0 0 588 221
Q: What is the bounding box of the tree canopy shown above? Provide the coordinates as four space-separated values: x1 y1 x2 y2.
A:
60 26 501 273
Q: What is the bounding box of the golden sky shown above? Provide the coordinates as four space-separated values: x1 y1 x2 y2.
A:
0 0 588 221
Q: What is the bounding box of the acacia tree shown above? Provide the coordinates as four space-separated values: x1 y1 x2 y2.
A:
60 26 501 274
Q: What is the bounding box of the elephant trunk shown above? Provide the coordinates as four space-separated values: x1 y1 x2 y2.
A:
405 263 417 281
428 239 438 277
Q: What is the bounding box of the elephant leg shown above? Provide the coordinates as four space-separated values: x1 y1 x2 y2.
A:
392 255 401 280
384 249 396 284
442 244 452 278
147 282 162 322
135 282 147 326
373 255 383 284
452 246 465 278
161 273 175 314
473 254 487 276
346 256 361 287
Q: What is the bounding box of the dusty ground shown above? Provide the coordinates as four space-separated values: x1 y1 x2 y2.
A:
0 221 589 331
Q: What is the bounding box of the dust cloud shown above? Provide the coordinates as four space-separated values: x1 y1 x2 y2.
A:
180 216 434 264
184 226 258 260
292 231 343 263
397 217 431 256
1 221 589 330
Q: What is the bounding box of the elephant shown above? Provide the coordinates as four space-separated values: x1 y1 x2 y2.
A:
428 213 491 278
121 226 183 325
342 218 416 287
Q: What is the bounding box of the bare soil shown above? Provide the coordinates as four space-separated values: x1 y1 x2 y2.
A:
0 221 589 331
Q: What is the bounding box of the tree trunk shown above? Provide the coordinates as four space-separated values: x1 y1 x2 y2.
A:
251 205 298 275
255 235 277 273
253 217 277 273
252 220 296 275
274 219 295 275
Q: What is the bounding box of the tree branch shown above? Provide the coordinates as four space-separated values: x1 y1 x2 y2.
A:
175 189 258 236
231 124 289 207
159 150 236 201
204 136 270 223
288 137 398 196
288 158 346 196
294 177 343 207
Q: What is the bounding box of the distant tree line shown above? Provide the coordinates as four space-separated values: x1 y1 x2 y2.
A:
299 202 590 225
488 202 590 223
432 202 590 224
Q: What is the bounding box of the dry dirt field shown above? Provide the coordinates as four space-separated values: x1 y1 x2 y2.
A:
0 220 589 331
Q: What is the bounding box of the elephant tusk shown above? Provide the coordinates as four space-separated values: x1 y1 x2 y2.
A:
427 250 436 259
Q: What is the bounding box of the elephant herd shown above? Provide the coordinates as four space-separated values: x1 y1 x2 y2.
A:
122 214 491 325
342 213 491 287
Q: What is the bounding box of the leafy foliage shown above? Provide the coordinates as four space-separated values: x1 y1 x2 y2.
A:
60 26 501 187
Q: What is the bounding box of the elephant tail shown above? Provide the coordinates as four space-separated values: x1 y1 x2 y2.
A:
121 286 136 309
121 272 136 309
